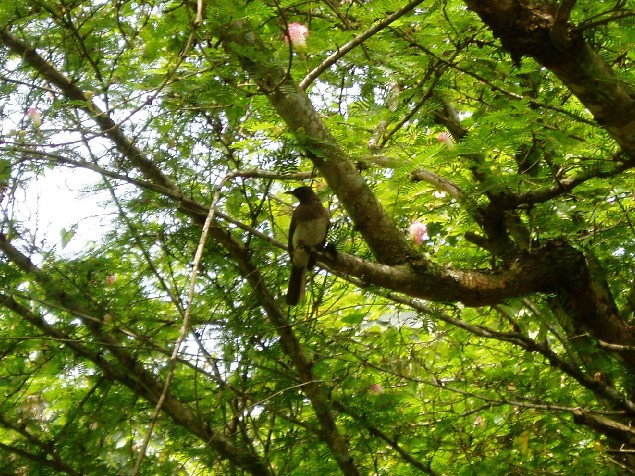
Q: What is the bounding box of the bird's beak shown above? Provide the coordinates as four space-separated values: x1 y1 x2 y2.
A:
284 190 293 195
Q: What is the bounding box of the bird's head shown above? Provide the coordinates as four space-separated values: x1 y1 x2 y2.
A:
285 186 317 203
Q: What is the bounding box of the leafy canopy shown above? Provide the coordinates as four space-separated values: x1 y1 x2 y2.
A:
0 0 634 474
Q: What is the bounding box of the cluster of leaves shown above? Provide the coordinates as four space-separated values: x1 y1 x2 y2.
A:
0 0 634 474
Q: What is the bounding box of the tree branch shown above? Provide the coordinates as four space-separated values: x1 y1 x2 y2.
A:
212 228 362 476
219 18 415 266
0 412 80 475
299 0 427 90
0 238 274 476
0 28 177 191
550 0 577 50
462 0 635 158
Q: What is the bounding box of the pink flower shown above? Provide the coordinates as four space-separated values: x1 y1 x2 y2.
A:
26 107 42 127
369 384 384 395
285 22 309 51
436 131 454 149
409 220 428 245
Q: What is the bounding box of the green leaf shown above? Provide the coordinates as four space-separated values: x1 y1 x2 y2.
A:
59 225 77 248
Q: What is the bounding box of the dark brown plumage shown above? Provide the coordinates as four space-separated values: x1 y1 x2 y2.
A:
285 186 330 306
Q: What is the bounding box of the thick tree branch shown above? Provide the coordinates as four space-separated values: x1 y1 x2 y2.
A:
218 19 414 266
321 241 570 305
321 241 635 371
550 0 577 50
573 408 635 444
213 228 362 476
462 0 635 159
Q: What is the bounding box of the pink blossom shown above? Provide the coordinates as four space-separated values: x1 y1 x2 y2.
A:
26 107 42 127
436 131 454 149
409 220 428 245
369 383 384 395
285 22 309 51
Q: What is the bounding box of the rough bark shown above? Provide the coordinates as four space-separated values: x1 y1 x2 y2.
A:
218 20 414 266
462 0 635 159
4 4 635 466
215 16 635 372
458 0 635 457
0 29 359 476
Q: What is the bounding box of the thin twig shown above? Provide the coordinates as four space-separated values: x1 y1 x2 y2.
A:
598 340 635 352
194 0 204 26
131 174 229 474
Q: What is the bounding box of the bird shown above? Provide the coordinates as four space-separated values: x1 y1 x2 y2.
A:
285 186 330 306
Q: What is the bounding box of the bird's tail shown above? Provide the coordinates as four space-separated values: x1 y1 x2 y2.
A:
286 265 306 306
